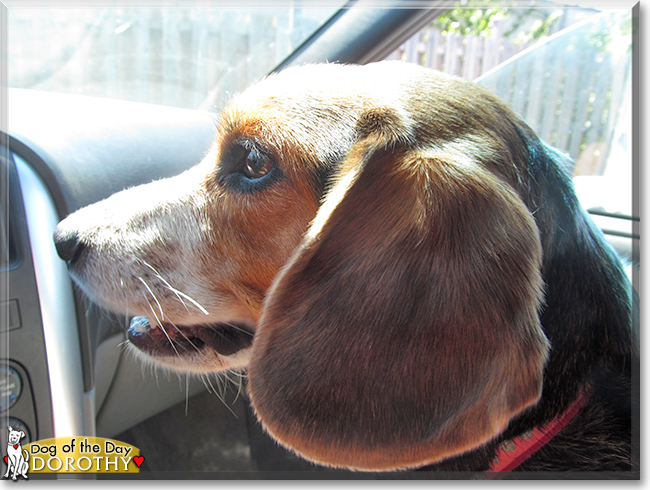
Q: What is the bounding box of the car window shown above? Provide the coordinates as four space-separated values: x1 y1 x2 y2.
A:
8 3 636 275
385 5 636 276
8 7 343 111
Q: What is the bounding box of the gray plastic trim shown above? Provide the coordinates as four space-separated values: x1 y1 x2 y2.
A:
14 154 94 438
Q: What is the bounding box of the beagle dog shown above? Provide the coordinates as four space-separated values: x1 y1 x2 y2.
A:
54 61 636 474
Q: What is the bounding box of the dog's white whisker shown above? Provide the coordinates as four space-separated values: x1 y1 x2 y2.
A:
139 259 161 275
168 288 210 316
164 285 192 313
216 374 227 399
140 259 210 316
204 374 238 418
223 370 235 386
205 322 253 337
142 292 182 358
141 292 163 328
200 374 213 394
140 260 192 313
185 373 190 416
123 293 131 333
235 377 243 404
204 374 218 395
138 276 165 320
167 320 203 354
223 370 244 404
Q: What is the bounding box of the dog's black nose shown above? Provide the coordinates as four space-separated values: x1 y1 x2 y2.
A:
53 226 84 263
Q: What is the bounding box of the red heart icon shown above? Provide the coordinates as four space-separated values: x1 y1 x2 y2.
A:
3 456 7 465
133 455 144 468
13 445 18 450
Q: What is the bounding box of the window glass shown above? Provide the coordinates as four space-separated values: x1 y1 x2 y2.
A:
475 11 633 213
8 7 342 111
386 5 635 272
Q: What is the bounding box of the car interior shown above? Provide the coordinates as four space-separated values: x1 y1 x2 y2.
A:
1 2 638 479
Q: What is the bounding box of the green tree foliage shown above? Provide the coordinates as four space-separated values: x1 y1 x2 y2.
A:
433 0 563 42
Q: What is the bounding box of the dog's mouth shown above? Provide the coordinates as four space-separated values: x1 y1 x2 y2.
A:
127 316 254 358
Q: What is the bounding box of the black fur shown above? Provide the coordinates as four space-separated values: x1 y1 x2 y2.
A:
415 128 638 475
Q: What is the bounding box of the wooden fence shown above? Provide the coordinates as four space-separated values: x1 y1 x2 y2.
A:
385 27 533 81
385 19 631 176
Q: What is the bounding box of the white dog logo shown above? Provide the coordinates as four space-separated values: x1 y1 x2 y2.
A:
4 426 29 480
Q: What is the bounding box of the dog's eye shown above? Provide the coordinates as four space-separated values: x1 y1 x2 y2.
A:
217 143 281 193
243 149 272 179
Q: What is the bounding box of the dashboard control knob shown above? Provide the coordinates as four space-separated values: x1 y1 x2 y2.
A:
0 366 22 411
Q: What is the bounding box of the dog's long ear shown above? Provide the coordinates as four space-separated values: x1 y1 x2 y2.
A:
248 131 550 471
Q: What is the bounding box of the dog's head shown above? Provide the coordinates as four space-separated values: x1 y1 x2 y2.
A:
54 62 550 470
7 427 24 446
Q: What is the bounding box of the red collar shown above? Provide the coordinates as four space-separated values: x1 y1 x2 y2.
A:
487 389 591 475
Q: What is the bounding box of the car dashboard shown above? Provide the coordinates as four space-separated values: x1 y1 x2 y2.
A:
2 88 219 453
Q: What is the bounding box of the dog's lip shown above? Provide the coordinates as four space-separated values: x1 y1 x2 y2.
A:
127 315 254 357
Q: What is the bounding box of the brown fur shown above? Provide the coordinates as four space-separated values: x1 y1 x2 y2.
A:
249 134 549 470
54 61 634 473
